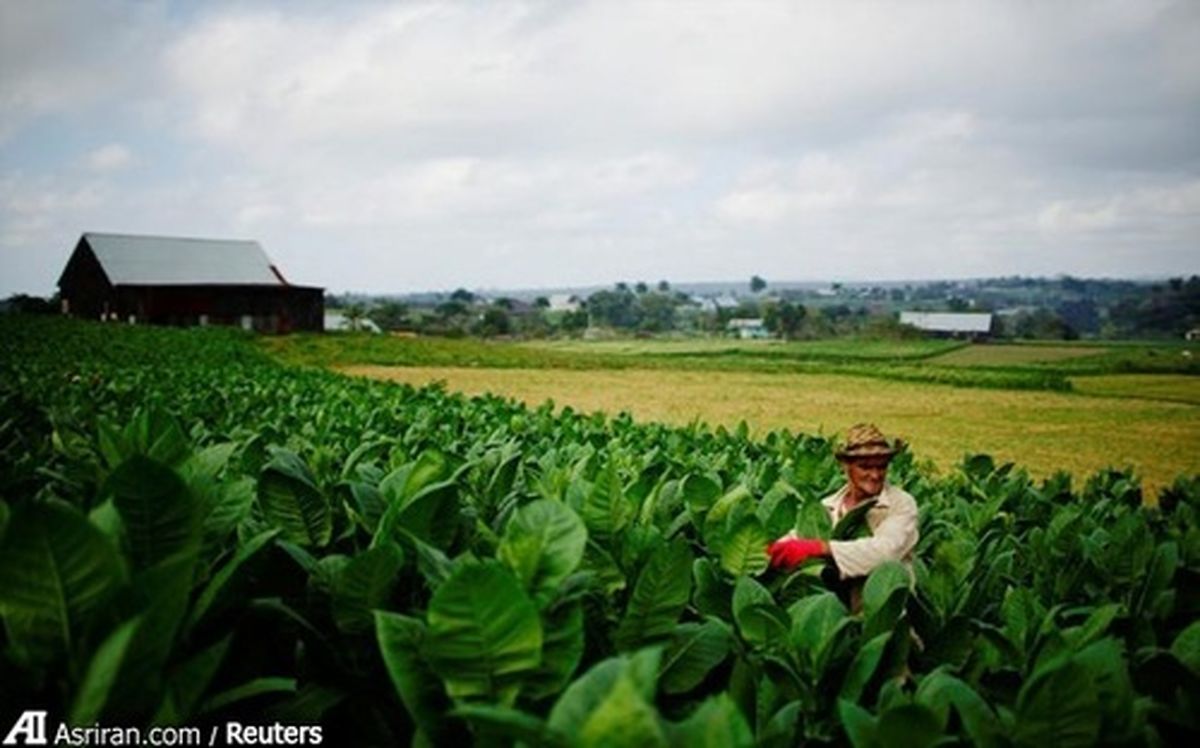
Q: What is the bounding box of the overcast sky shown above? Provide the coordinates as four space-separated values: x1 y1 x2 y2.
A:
1 0 1198 296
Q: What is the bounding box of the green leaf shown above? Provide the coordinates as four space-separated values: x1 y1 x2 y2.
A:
877 704 944 748
111 552 196 714
1172 620 1200 674
422 559 543 704
380 450 450 505
1064 604 1122 650
451 704 563 747
258 450 331 548
1014 658 1101 748
789 592 849 671
615 539 694 651
526 598 585 700
838 699 879 748
659 621 732 694
498 499 588 606
375 612 462 745
386 480 460 550
832 499 878 541
862 561 910 617
692 558 733 620
840 632 891 703
187 528 279 633
70 616 142 725
732 576 784 647
199 677 297 716
720 516 769 576
548 649 663 739
202 477 255 543
667 693 753 747
152 635 232 723
706 484 753 540
107 455 201 569
680 474 722 513
915 670 1001 748
0 499 9 542
0 500 125 661
331 542 404 634
579 460 632 539
862 562 910 639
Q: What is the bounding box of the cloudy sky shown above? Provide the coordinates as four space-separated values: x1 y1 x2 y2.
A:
1 0 1198 296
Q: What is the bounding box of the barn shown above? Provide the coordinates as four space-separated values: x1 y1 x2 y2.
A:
899 311 994 340
57 232 323 333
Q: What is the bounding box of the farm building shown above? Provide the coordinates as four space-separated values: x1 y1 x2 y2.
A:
728 318 769 339
57 232 323 333
899 311 994 339
325 310 381 333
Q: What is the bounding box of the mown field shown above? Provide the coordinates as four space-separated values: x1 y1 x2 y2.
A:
262 331 1200 497
3 318 1198 746
337 365 1200 498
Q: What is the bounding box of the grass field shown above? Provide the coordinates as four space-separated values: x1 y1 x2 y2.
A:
339 364 1200 497
926 344 1108 366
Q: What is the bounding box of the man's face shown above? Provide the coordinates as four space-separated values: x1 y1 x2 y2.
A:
843 456 890 499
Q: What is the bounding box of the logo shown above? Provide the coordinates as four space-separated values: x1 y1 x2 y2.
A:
2 712 47 746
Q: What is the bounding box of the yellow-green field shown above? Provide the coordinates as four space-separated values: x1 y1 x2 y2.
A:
926 344 1108 366
340 365 1200 497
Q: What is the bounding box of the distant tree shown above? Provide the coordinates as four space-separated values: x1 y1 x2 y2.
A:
494 297 515 310
587 289 640 328
1057 299 1099 335
657 280 670 292
750 275 767 293
450 288 476 303
534 296 550 308
369 301 410 331
559 308 589 334
947 297 971 312
1012 308 1076 340
436 300 468 319
637 293 677 332
476 307 511 337
615 282 629 293
635 281 649 294
763 301 807 339
3 293 57 315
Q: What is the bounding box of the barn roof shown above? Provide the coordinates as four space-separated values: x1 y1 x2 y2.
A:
81 232 287 286
899 311 993 333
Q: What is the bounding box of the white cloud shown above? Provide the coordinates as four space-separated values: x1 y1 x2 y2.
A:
86 144 132 172
1 0 1198 295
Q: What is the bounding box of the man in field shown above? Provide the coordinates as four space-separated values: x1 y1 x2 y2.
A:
767 423 919 607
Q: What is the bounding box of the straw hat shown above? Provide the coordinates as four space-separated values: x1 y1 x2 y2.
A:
835 423 904 461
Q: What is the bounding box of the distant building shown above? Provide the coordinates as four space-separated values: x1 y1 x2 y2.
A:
325 311 381 333
548 294 583 312
727 318 769 339
696 295 741 312
899 311 993 339
1186 327 1200 341
58 232 323 333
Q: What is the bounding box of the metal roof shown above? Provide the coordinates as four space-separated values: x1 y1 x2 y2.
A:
82 232 286 286
899 311 993 333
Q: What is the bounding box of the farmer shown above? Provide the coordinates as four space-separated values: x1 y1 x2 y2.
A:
766 423 919 608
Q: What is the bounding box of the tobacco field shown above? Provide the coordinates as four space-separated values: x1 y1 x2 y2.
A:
1 317 1198 746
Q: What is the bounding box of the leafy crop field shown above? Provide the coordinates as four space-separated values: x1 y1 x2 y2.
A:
2 317 1198 746
339 365 1200 498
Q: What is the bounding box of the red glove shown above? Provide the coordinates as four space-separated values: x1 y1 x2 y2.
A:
767 538 826 569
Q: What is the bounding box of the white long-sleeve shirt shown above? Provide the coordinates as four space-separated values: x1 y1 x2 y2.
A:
822 482 919 579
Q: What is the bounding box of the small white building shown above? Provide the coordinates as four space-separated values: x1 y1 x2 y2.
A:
548 294 582 313
899 311 993 338
727 318 769 339
325 311 381 333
